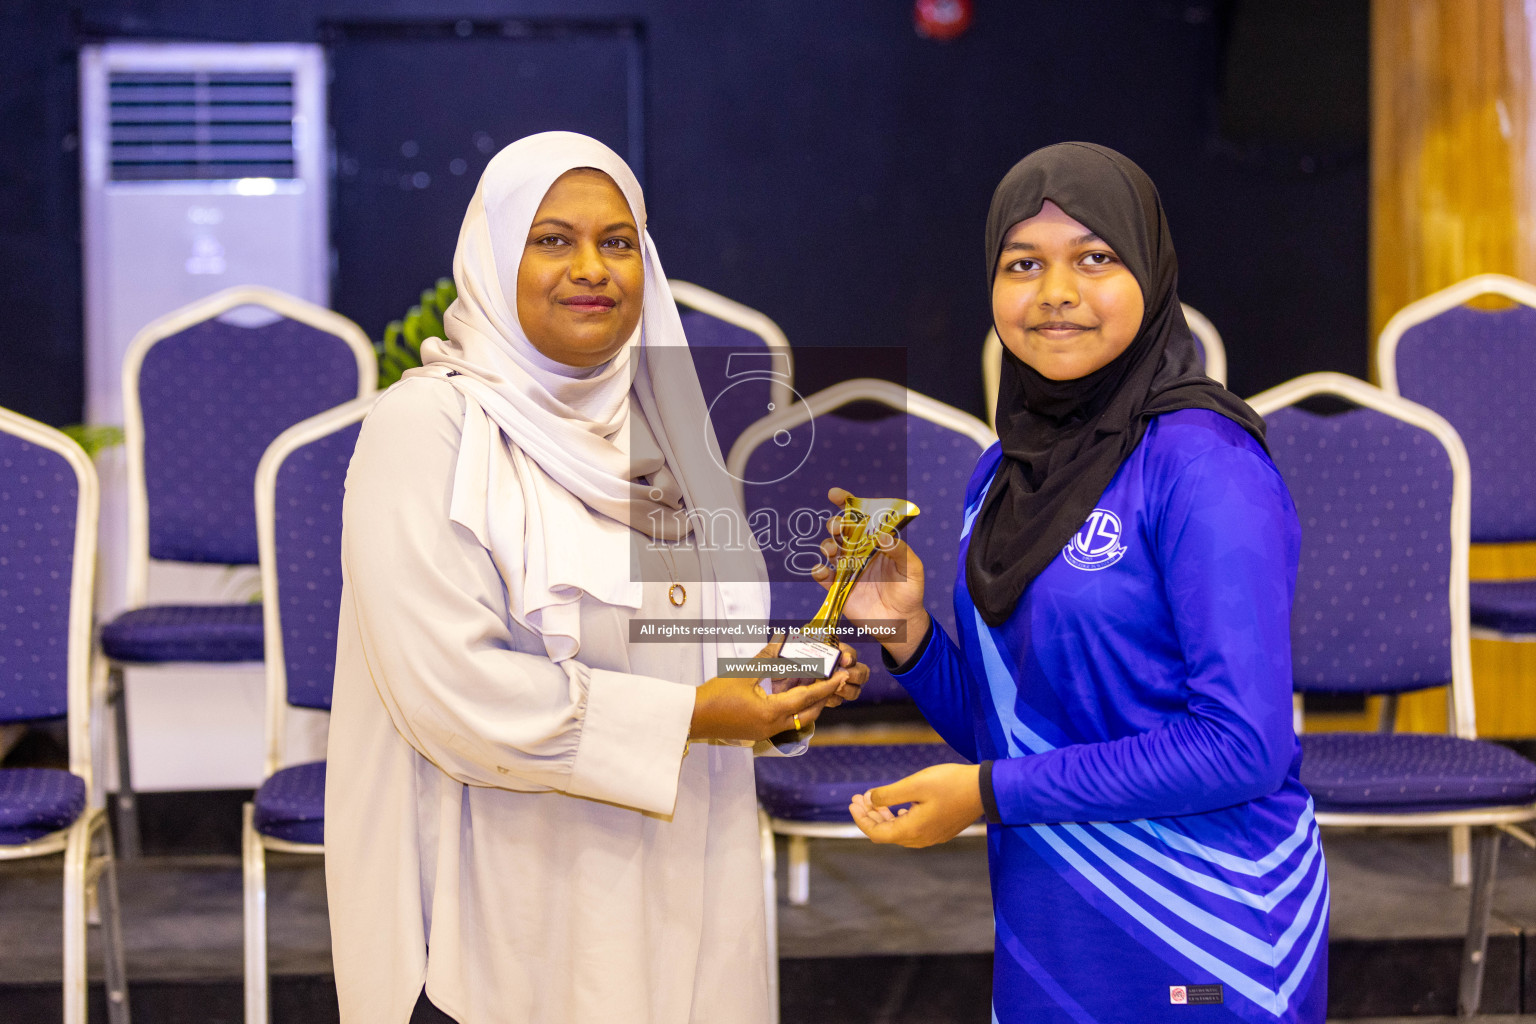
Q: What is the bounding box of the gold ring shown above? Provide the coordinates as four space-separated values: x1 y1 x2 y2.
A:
793 713 802 731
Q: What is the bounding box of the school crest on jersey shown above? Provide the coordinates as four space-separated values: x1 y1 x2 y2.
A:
1063 508 1127 571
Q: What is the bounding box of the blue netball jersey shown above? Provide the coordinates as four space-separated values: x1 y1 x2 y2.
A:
892 408 1327 1024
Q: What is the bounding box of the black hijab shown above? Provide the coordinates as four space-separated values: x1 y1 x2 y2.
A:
966 141 1266 628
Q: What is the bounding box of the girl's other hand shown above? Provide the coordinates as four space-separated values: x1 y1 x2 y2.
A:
848 764 983 848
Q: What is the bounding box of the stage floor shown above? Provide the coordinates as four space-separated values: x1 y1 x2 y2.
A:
1 796 1535 1021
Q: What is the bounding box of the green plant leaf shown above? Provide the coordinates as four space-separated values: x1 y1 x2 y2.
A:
375 321 404 388
375 277 454 386
382 320 405 358
59 424 124 460
402 306 424 351
417 297 444 341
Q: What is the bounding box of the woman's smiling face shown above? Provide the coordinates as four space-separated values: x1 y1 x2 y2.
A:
515 167 644 368
991 200 1145 381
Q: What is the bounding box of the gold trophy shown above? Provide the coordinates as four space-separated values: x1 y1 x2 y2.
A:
778 494 921 678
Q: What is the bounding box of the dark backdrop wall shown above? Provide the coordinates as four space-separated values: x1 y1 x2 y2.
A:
0 0 1367 426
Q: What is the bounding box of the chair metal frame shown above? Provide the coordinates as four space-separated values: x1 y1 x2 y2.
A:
242 395 376 1024
0 406 129 1023
1249 371 1536 1017
668 278 795 413
1376 272 1536 642
727 379 993 1022
983 302 1227 423
1375 272 1536 400
108 285 375 857
121 286 376 612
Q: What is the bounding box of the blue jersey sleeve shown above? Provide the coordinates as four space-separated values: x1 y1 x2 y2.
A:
988 445 1301 824
889 621 983 763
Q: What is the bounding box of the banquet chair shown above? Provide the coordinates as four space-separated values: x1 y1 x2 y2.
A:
0 407 129 1023
670 279 795 458
99 285 374 857
243 395 375 1024
1377 273 1536 651
1250 371 1536 1018
726 378 994 1021
982 301 1227 423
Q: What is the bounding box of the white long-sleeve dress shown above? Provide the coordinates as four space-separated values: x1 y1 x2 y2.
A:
324 376 773 1024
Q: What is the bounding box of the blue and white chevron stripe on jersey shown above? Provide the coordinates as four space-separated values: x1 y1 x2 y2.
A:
975 607 1325 1014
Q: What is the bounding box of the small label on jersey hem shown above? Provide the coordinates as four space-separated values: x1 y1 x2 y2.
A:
1170 984 1223 1005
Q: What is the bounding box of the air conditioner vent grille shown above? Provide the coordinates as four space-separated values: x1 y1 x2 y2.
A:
108 71 297 181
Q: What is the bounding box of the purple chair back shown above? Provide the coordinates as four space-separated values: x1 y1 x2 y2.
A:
681 309 784 460
741 401 983 702
1393 303 1536 542
139 316 363 565
268 420 361 711
1267 404 1454 694
0 431 80 722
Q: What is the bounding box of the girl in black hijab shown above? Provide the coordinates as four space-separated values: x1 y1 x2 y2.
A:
834 143 1325 1024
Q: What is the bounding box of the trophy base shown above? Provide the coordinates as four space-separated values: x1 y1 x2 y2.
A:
767 640 842 746
779 638 842 679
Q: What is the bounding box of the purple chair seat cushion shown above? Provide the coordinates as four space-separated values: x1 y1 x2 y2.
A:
756 742 972 822
99 604 264 663
0 768 86 844
1469 579 1536 636
1301 732 1536 813
253 760 326 845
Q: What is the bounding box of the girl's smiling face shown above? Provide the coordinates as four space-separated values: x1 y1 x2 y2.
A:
991 200 1145 381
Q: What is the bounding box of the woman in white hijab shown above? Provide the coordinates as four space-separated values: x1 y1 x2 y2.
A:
325 132 865 1024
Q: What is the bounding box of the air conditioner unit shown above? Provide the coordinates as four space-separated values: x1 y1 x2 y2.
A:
80 41 328 426
78 43 331 793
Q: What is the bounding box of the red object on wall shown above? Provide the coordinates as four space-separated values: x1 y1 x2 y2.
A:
914 0 973 41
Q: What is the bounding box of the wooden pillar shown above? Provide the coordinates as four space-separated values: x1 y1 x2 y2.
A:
1373 0 1536 736
1371 0 1536 340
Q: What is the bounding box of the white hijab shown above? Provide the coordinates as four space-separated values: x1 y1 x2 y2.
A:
406 131 769 671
